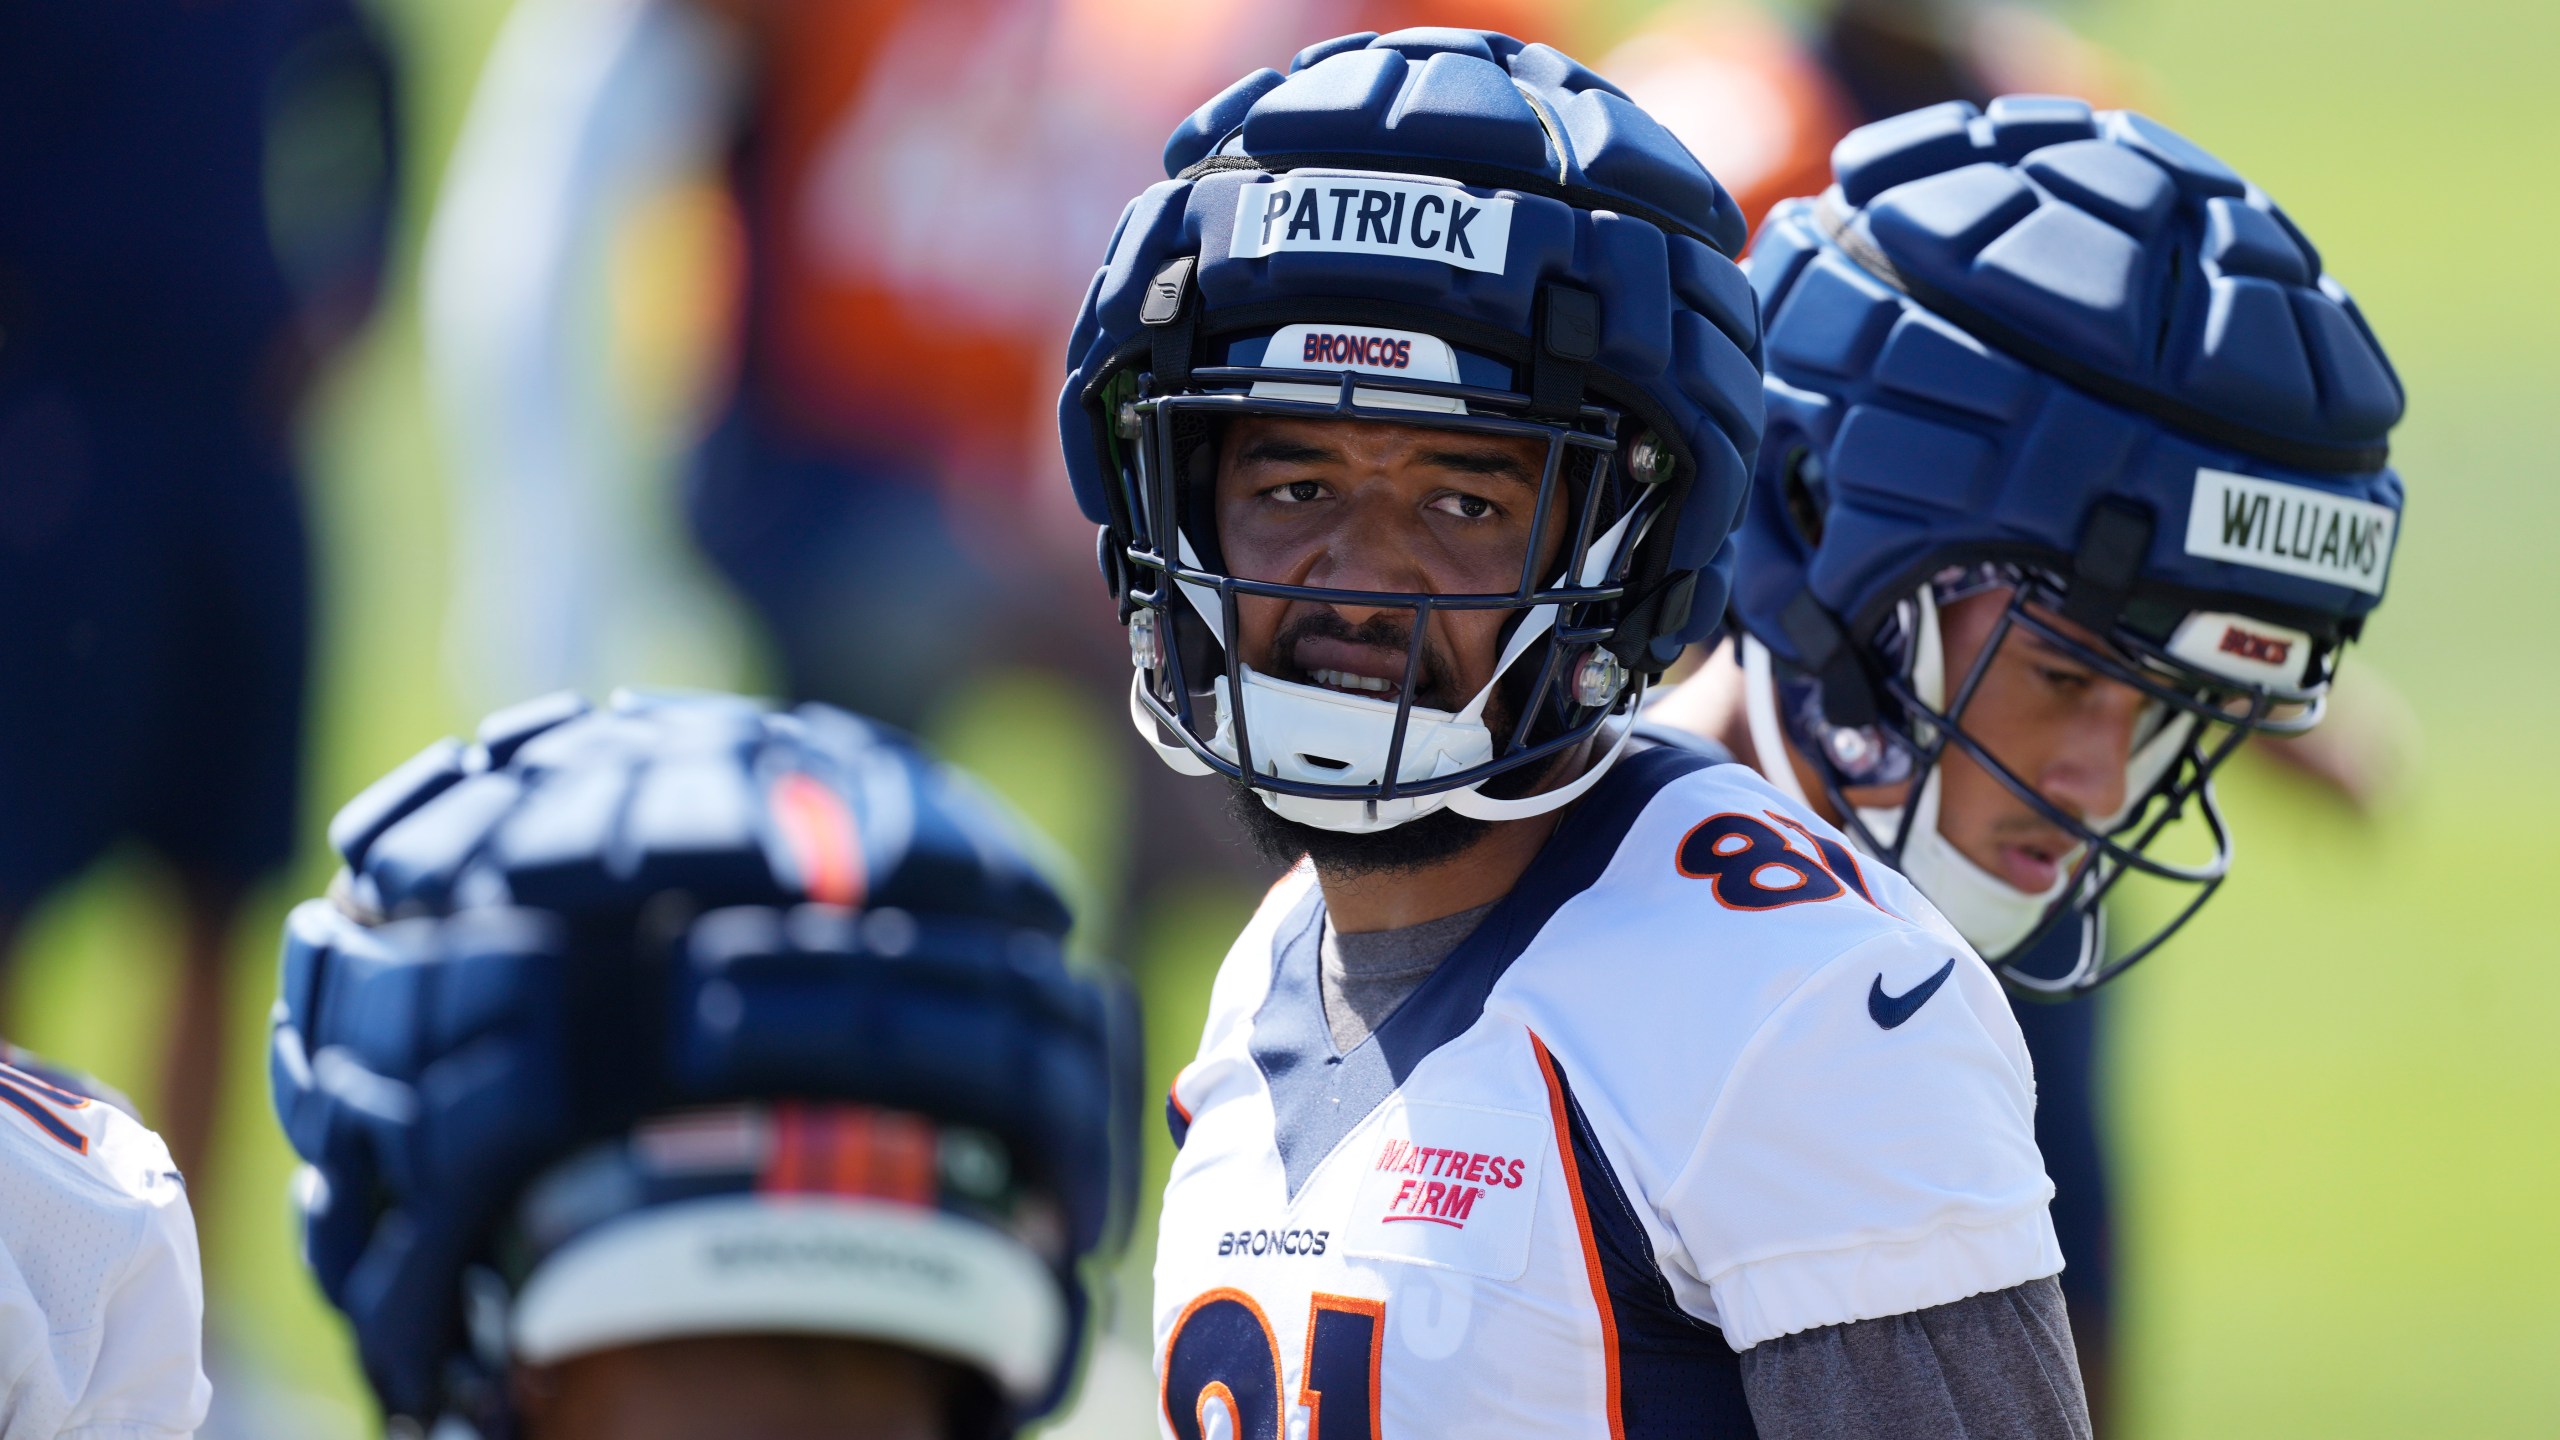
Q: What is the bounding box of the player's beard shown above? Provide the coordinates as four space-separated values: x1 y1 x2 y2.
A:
1226 608 1548 878
1226 778 1497 876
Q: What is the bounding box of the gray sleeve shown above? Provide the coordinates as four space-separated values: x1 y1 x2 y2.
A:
1737 1277 2091 1440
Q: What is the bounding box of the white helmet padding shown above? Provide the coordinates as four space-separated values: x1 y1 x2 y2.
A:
511 1194 1065 1403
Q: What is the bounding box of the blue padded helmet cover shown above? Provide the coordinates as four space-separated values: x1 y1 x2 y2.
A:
1060 29 1765 665
1738 97 2405 661
271 691 1139 1424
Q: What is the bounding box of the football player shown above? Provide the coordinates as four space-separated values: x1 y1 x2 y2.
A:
1637 97 2406 1421
1 1044 211 1437
268 691 1139 1438
420 0 1566 981
1063 29 2085 1436
1646 98 2403 993
424 0 1554 723
0 0 397 1197
1600 0 2143 232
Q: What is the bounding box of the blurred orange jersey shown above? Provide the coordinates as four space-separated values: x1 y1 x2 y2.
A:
1602 2 2141 234
1600 8 1853 241
717 0 1562 496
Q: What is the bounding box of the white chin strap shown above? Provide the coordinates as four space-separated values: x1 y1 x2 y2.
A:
1866 768 2070 958
1128 511 1643 834
1739 595 2066 959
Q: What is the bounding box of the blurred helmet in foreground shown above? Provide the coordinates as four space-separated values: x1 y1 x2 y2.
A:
270 691 1139 1436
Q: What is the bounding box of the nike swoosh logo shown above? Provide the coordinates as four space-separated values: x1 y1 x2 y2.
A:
1868 959 1958 1030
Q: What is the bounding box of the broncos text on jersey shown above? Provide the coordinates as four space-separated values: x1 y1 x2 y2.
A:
1154 746 2059 1438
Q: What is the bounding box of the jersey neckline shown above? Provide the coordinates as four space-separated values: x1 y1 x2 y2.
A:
1250 743 1719 1199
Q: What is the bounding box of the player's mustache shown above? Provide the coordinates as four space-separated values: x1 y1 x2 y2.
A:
1988 810 2093 856
1268 608 1464 709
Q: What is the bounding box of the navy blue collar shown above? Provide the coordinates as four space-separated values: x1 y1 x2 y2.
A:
1250 745 1716 1198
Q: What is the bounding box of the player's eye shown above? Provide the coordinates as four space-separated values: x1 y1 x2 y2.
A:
2036 664 2095 694
1430 492 1498 521
1269 479 1325 504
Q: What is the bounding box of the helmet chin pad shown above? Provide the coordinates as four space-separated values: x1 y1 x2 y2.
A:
1744 629 2068 959
1748 572 2251 981
1128 499 1649 833
1855 765 2072 959
1217 669 1494 834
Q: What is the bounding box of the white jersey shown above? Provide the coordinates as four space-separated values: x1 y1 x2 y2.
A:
0 1060 209 1440
1152 746 2057 1438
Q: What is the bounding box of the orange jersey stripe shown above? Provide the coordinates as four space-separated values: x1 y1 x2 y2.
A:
1530 1029 1623 1440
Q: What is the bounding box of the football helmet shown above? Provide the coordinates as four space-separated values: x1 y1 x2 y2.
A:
1060 28 1767 833
1734 97 2405 991
269 691 1139 1437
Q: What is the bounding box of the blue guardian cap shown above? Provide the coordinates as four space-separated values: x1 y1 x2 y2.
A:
1733 96 2406 991
269 691 1140 1437
1060 28 1766 834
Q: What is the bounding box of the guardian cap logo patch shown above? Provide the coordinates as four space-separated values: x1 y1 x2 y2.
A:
2184 468 2395 595
1231 175 1513 275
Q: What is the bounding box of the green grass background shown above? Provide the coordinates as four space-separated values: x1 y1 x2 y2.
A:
6 0 2552 1433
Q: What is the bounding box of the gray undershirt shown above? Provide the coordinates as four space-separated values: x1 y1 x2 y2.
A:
1744 1276 2091 1439
1314 906 2090 1437
1318 901 1495 1053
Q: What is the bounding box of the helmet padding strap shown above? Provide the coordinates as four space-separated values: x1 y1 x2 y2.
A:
2062 498 2154 633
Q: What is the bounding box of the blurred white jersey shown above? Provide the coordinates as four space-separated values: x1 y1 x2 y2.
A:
0 1061 209 1440
1152 746 2059 1438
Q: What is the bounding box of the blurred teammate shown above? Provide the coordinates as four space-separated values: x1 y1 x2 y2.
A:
1067 30 2087 1435
1604 11 2406 1423
426 0 1555 727
1603 0 2138 230
0 0 397 1188
1644 96 2406 1421
270 690 1139 1438
1 1046 211 1437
